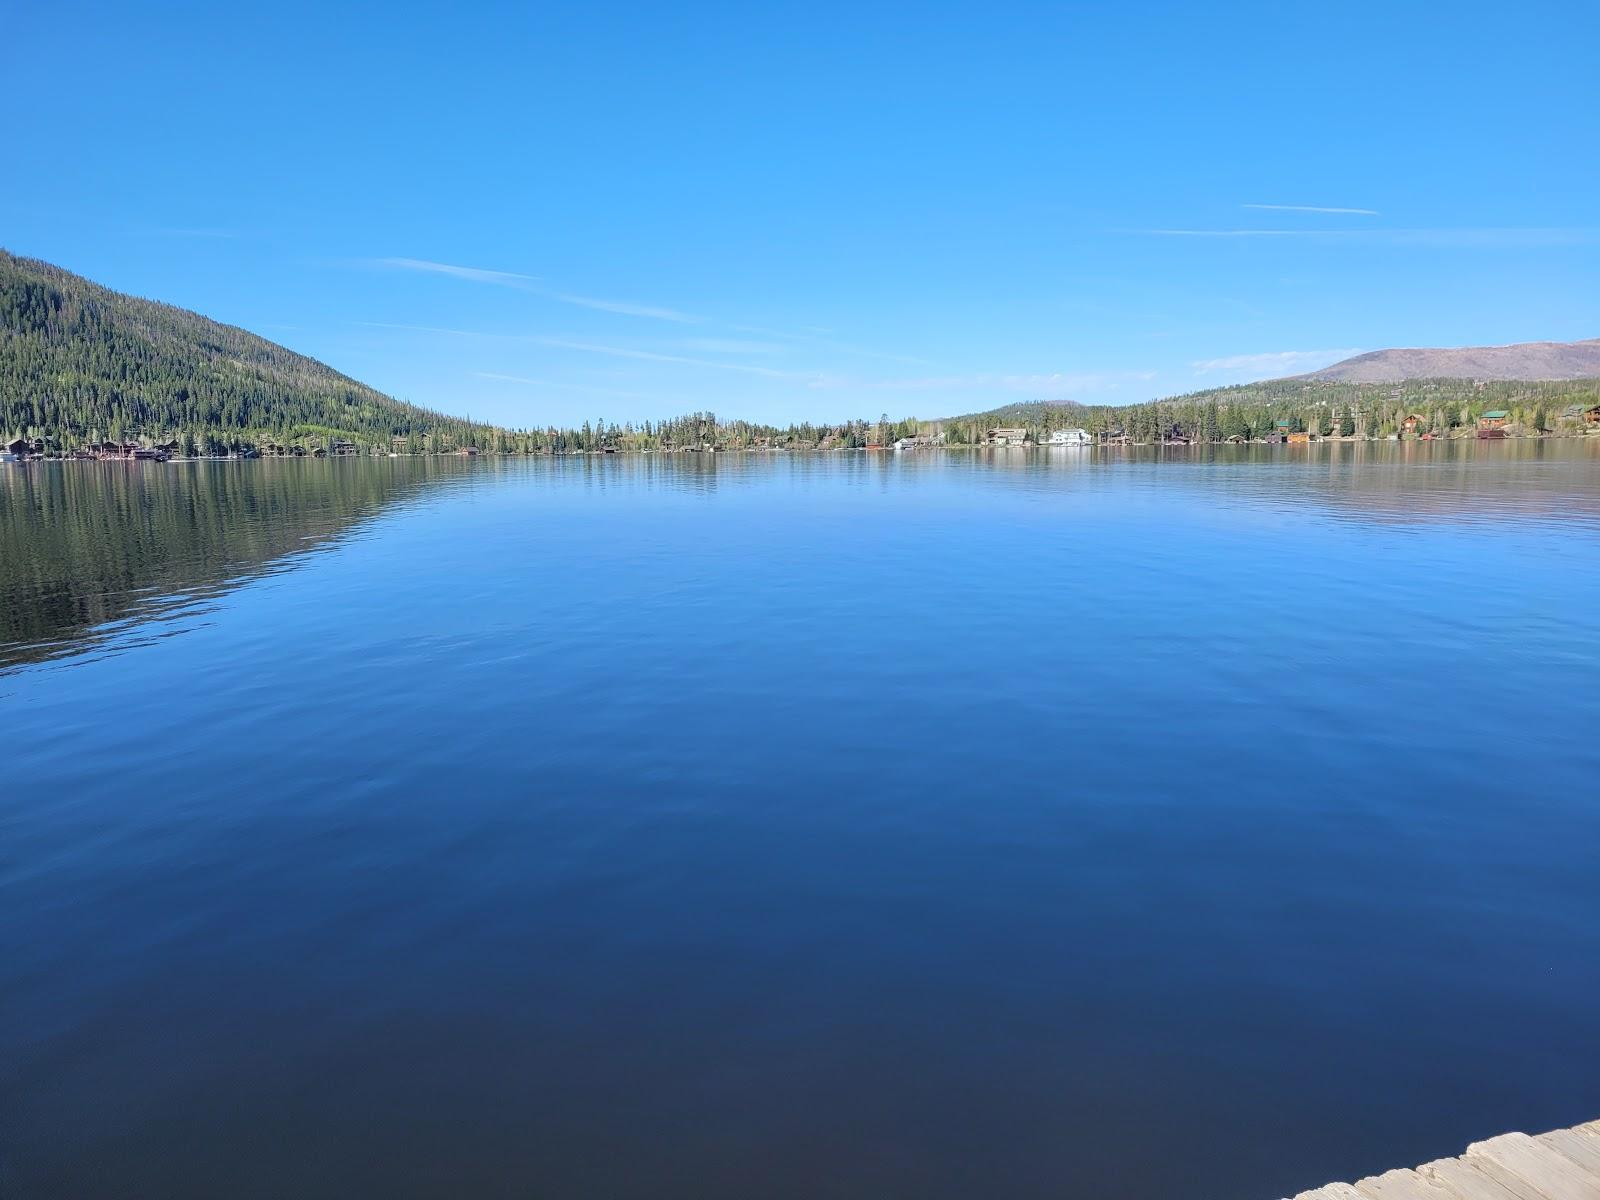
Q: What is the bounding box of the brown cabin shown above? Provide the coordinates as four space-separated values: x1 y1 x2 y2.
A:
1401 414 1423 433
4 437 29 458
1478 410 1510 431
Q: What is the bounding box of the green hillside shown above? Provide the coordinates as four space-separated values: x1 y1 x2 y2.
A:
7 247 1597 455
940 376 1600 443
0 249 503 454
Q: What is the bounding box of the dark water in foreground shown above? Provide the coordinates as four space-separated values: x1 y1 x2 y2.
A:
2 444 1598 1199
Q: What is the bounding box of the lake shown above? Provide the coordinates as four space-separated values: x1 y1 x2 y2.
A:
2 443 1598 1199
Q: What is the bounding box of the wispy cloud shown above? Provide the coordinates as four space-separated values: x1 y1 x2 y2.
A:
674 336 786 355
810 370 1156 394
724 322 940 367
369 257 697 322
361 260 943 367
356 319 500 337
359 322 945 389
1134 226 1599 247
148 227 241 239
475 372 656 400
533 337 800 379
550 292 697 323
377 257 538 286
1379 227 1600 248
1140 229 1365 238
1192 349 1363 376
1242 203 1378 215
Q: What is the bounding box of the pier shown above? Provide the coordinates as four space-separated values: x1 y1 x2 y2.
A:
1289 1119 1600 1199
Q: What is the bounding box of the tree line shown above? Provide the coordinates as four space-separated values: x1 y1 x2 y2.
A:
940 378 1599 445
6 250 1596 456
1 252 922 456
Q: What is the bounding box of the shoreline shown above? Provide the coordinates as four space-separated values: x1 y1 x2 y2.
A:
5 430 1597 465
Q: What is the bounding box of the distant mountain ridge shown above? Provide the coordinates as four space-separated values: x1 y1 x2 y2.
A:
1301 339 1600 383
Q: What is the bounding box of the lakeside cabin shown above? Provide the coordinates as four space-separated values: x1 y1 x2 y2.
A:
986 427 1028 446
93 440 138 460
1478 410 1510 431
1046 428 1093 445
90 441 168 461
1401 414 1424 433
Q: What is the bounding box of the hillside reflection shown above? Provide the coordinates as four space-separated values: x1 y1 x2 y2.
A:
0 457 471 672
4 442 1596 673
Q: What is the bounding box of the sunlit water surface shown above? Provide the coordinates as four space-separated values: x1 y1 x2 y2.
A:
2 444 1598 1199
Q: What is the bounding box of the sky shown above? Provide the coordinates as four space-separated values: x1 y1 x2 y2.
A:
7 1 1599 428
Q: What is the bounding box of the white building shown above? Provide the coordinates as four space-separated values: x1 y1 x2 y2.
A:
1046 428 1093 445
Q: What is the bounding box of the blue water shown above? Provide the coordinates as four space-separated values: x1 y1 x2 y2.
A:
2 445 1598 1198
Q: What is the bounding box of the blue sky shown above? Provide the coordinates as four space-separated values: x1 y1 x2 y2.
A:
8 1 1598 427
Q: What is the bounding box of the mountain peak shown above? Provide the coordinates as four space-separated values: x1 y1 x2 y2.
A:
1301 338 1600 383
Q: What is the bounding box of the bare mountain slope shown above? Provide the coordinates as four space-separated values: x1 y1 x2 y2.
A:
1303 339 1600 383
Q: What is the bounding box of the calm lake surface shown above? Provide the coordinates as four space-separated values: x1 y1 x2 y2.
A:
3 444 1598 1199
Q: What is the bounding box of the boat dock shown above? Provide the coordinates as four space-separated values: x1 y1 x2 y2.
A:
1289 1119 1600 1199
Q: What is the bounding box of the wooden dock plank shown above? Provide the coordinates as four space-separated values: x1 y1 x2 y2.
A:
1538 1129 1600 1179
1354 1167 1457 1199
1464 1132 1600 1200
1420 1156 1545 1200
1291 1120 1600 1200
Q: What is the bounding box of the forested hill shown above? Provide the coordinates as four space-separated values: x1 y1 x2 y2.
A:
940 375 1600 443
0 249 502 453
8 248 1598 455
